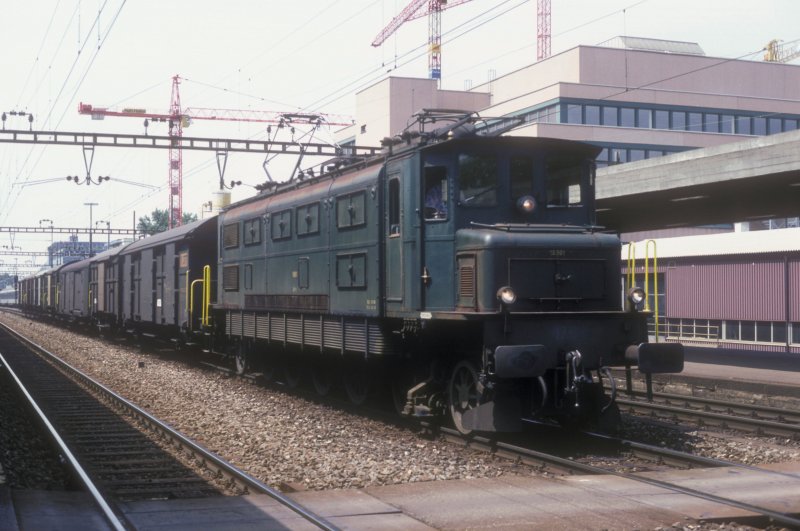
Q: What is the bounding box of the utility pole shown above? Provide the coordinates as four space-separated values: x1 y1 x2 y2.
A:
84 202 98 257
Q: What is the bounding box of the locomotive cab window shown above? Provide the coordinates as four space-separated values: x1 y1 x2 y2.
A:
423 166 448 220
458 154 497 207
510 156 534 202
388 177 400 236
546 155 584 207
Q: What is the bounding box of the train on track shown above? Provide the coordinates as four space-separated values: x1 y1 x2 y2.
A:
16 110 683 434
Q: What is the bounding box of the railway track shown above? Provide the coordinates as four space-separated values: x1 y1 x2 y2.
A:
616 389 800 438
423 422 800 529
0 321 336 531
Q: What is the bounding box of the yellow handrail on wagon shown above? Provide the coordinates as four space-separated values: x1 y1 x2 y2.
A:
644 239 659 341
188 265 213 331
203 265 211 327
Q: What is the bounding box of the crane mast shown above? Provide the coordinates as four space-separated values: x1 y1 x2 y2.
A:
168 75 183 228
372 0 474 82
537 0 551 61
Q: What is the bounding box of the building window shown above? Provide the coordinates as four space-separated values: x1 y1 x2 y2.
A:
654 110 669 129
768 117 783 134
791 323 800 345
736 116 751 135
740 321 755 341
638 109 652 128
688 112 702 132
629 149 645 162
720 115 734 134
704 113 719 133
753 117 767 135
671 111 686 131
566 104 582 124
603 106 618 126
620 107 635 127
785 120 798 131
585 105 600 125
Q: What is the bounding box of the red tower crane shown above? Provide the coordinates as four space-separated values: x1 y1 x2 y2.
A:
372 0 474 81
537 0 551 61
79 75 352 228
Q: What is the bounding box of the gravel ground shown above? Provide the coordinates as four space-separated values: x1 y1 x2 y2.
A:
0 364 71 489
2 312 797 531
0 313 526 492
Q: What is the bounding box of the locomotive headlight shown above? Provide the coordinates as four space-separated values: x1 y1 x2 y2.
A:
496 286 517 305
627 287 646 306
516 195 537 214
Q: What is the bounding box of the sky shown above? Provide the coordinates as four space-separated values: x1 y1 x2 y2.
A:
0 0 798 272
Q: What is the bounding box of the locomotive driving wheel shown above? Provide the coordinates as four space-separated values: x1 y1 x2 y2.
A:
449 360 481 435
343 360 370 405
311 360 335 397
234 340 249 376
282 355 302 389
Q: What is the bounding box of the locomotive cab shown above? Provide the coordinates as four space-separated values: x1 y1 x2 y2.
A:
392 136 684 433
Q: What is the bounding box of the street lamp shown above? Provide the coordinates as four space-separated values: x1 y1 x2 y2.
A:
96 220 111 248
39 219 54 266
85 203 98 257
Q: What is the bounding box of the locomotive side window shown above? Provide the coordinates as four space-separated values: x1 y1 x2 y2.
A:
388 177 400 236
223 222 239 249
458 154 497 207
243 218 262 246
296 202 320 236
271 210 292 240
423 166 448 220
546 156 583 207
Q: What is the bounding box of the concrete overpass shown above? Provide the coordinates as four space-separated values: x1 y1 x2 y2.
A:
595 128 800 233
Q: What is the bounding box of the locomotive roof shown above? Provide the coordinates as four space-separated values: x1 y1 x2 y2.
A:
417 135 603 159
123 216 218 253
220 135 601 215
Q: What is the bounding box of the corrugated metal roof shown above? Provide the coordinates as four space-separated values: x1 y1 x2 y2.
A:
623 227 800 259
597 36 705 56
124 216 217 253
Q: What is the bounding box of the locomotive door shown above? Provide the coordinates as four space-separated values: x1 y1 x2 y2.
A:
384 170 403 310
383 156 424 314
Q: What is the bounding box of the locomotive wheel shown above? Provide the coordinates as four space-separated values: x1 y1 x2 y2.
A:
449 360 480 435
234 342 248 376
283 356 302 389
343 361 370 405
311 361 335 397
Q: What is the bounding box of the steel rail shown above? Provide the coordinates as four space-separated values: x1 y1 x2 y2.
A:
420 422 800 528
616 396 800 438
622 388 800 424
0 321 339 531
0 350 127 531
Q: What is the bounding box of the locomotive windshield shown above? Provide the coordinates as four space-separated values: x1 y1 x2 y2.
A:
458 154 498 207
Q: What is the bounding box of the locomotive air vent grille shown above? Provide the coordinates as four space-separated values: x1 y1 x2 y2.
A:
223 265 240 291
459 265 475 297
223 223 240 249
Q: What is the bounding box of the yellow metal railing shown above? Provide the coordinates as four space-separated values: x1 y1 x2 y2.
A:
627 239 660 342
188 265 212 331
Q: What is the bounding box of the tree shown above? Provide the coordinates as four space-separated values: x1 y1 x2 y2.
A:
137 209 198 236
